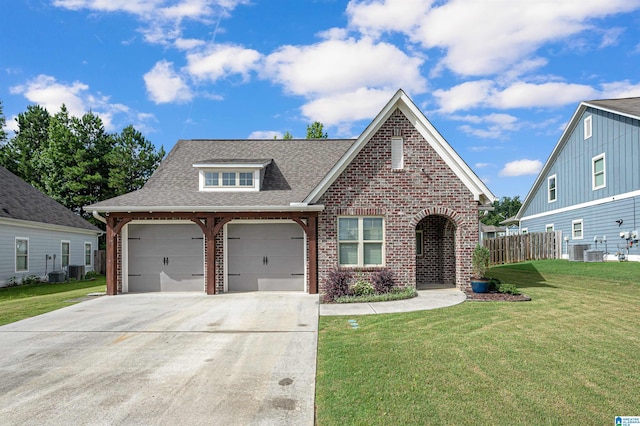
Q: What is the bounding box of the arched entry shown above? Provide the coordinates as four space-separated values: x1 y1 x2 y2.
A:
413 211 457 289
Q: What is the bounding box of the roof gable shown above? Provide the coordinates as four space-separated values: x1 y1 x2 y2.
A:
0 166 100 232
304 89 495 205
516 97 640 220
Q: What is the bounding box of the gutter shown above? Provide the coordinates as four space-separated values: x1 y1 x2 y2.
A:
92 210 107 224
88 204 326 213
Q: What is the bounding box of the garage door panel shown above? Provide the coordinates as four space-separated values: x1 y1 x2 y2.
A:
227 223 304 292
128 224 204 293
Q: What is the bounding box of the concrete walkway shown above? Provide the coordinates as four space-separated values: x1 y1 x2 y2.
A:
319 288 466 316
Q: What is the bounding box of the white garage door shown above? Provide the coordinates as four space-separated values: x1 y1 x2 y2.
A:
127 224 204 292
227 223 304 291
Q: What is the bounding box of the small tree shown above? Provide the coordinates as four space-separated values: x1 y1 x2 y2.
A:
471 244 491 279
306 121 328 139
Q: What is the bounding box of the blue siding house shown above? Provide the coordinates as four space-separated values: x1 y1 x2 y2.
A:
516 97 640 261
1 166 102 286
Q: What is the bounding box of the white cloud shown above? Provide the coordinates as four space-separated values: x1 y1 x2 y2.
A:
347 0 432 37
144 60 193 104
475 162 490 168
186 44 261 81
499 159 543 177
435 80 599 113
175 37 206 50
4 115 19 133
9 74 155 131
54 0 250 45
300 87 394 126
414 0 640 76
599 80 640 98
262 37 426 97
248 130 282 139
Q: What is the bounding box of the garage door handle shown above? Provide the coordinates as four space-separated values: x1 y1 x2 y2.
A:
192 273 204 276
291 273 304 276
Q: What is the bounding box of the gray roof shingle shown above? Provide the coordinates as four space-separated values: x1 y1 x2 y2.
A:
0 166 101 232
87 139 356 211
586 97 640 118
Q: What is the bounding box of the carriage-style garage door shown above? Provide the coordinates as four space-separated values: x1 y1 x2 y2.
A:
127 223 204 292
227 223 304 292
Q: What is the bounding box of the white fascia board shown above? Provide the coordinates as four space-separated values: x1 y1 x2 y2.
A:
192 161 270 169
582 102 640 121
0 217 102 236
90 204 325 213
519 189 640 222
516 103 587 220
304 89 496 205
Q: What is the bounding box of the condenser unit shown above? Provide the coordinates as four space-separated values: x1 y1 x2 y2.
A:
568 244 590 261
583 250 604 263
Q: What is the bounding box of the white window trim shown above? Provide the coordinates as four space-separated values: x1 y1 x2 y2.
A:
61 240 71 269
521 228 528 234
584 115 592 139
545 224 554 232
198 169 259 192
547 174 557 203
15 237 29 273
84 242 93 267
391 137 404 170
572 219 584 240
338 216 385 267
416 230 423 256
592 153 606 190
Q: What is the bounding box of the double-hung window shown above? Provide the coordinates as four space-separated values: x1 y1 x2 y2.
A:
61 241 70 268
85 242 92 266
16 238 29 272
338 217 384 266
572 220 583 239
548 174 557 203
592 154 605 190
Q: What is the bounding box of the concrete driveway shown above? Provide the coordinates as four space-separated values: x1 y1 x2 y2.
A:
0 292 319 426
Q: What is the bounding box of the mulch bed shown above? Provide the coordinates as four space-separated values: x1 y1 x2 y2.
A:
465 291 531 302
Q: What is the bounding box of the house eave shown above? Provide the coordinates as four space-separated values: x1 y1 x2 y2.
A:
90 204 325 214
0 217 102 236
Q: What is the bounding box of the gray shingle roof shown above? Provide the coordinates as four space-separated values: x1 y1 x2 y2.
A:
0 166 101 232
586 97 640 118
87 139 356 211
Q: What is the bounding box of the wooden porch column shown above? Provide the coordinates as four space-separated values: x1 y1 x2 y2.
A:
307 215 318 294
105 216 118 295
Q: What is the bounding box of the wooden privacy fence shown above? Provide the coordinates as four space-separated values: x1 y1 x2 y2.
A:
483 231 562 265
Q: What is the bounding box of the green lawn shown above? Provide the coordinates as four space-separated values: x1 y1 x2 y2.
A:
0 276 106 326
316 260 640 425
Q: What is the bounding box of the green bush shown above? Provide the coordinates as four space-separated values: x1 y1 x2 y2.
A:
335 286 417 304
21 275 42 286
85 271 99 280
497 283 520 295
489 277 501 292
351 280 375 296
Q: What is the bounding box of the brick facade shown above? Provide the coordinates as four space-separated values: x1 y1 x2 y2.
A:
317 108 478 292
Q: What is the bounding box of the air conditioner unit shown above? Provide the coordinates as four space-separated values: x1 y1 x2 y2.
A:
583 250 604 263
568 244 591 261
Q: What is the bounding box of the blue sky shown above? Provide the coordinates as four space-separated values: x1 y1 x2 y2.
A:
2 0 640 199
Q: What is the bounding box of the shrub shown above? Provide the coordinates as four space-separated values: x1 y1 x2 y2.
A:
7 276 18 287
497 283 520 295
351 280 375 296
335 286 417 304
85 270 98 280
325 268 352 302
371 268 396 293
21 275 42 286
489 277 501 292
472 244 491 278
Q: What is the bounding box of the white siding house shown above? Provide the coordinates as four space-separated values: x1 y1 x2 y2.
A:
0 166 101 286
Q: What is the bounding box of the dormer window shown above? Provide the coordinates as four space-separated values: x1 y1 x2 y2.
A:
194 159 271 192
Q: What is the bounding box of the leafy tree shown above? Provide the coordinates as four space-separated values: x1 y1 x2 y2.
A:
306 121 328 139
0 104 50 187
107 125 165 195
283 131 293 139
0 100 6 145
481 196 522 226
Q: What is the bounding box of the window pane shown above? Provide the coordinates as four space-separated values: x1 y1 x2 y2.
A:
204 172 218 186
415 231 423 255
364 243 382 265
338 218 359 241
62 243 70 267
16 256 27 271
16 240 28 255
339 243 358 265
85 244 91 266
363 218 383 240
594 158 604 173
239 172 253 186
222 172 236 186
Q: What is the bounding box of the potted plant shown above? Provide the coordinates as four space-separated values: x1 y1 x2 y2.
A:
471 244 491 293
